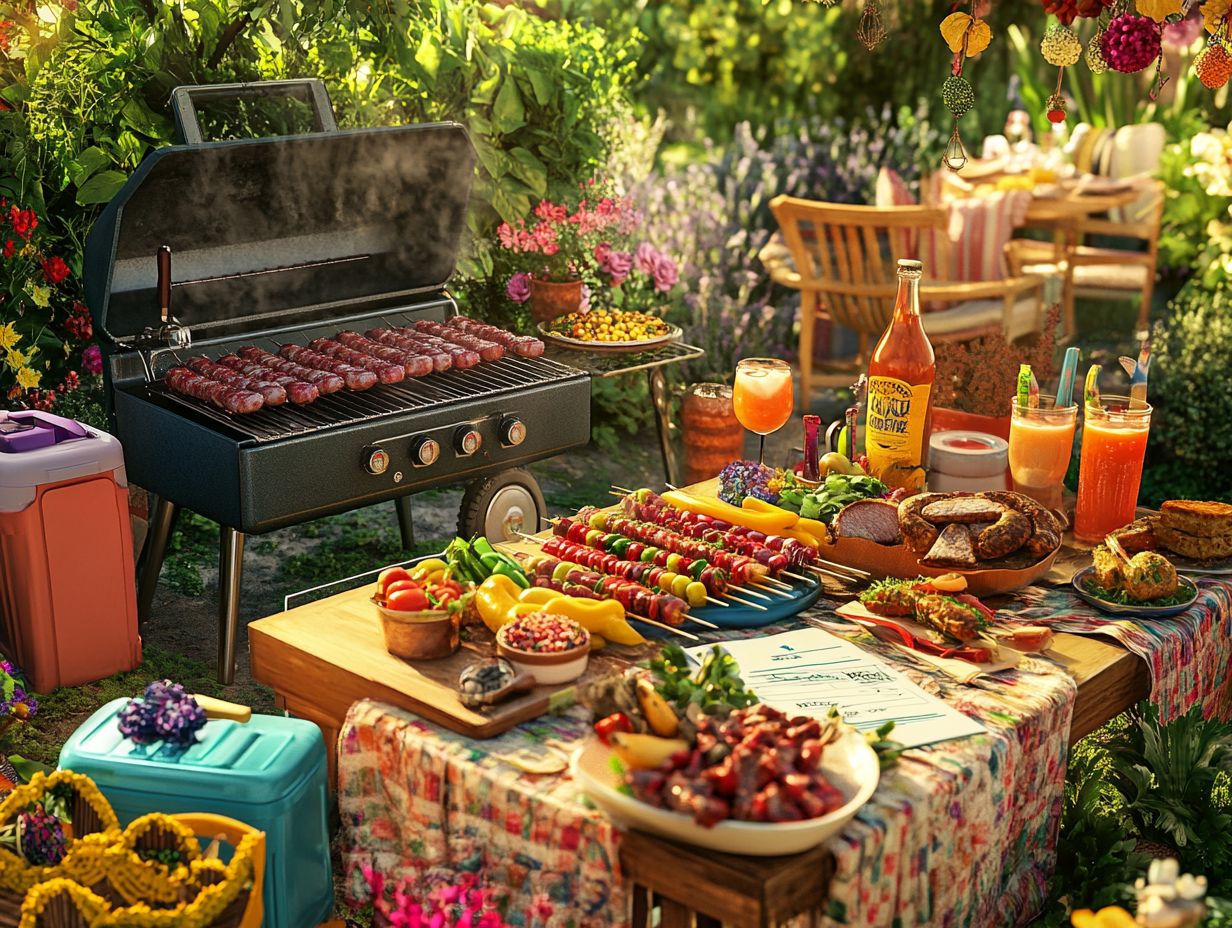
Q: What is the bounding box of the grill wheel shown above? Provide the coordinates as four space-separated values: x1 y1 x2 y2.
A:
458 467 547 543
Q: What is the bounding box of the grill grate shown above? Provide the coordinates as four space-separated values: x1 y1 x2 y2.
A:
140 352 584 443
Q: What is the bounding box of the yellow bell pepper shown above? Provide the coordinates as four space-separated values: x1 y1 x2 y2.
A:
793 516 829 541
410 558 449 582
537 594 646 646
664 489 797 533
781 526 821 549
476 574 521 634
517 587 563 605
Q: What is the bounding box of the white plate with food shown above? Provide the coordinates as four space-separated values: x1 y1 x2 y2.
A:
537 318 682 353
1071 566 1198 618
571 728 879 856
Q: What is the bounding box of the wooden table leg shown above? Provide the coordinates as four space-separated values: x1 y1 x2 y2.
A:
631 885 650 928
696 914 722 928
660 897 692 928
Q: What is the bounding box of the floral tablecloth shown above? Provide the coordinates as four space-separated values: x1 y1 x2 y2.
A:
1002 578 1232 721
338 580 1232 928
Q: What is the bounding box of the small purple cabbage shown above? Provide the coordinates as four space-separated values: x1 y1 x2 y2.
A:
117 680 207 748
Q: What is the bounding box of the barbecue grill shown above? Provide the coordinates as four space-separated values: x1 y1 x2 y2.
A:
84 80 591 683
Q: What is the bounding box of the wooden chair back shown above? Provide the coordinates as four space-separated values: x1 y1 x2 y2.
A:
768 196 951 339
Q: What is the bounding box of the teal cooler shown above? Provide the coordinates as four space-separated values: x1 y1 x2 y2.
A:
58 699 332 928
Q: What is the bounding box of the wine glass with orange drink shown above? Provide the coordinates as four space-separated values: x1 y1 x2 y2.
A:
733 358 794 465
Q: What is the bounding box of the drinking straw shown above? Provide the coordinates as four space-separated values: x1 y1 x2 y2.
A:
1016 364 1038 408
1128 339 1151 410
846 406 858 460
1084 364 1102 410
1056 346 1079 408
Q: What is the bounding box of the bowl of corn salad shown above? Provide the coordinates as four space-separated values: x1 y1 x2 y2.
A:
538 311 681 352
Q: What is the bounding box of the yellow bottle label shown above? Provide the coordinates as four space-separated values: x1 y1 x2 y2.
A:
865 376 931 490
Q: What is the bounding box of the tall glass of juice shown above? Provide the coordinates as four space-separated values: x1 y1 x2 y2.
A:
1074 396 1152 542
733 358 794 465
1008 394 1077 509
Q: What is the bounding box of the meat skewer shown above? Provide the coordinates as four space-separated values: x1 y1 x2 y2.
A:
366 328 460 372
540 535 731 599
306 338 405 384
527 577 697 639
164 367 264 415
215 355 320 405
522 554 690 626
185 356 287 407
277 344 378 391
414 319 505 362
618 494 792 572
335 331 434 378
235 347 345 394
387 327 482 369
447 315 545 357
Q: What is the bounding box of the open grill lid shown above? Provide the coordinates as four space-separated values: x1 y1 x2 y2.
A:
84 80 475 345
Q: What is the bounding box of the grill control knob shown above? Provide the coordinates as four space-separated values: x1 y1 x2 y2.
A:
411 437 440 467
499 417 527 447
454 426 482 457
363 446 390 476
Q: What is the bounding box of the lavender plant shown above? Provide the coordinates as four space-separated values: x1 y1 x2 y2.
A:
117 680 207 748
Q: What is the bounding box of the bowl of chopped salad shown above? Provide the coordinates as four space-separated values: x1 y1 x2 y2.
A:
497 612 591 684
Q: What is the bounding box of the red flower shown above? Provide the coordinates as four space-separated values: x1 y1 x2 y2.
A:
2 240 13 259
0 20 13 54
41 256 70 284
8 206 37 241
65 311 92 342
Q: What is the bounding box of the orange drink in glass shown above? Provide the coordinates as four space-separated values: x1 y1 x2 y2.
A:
733 358 794 464
1008 394 1077 509
1074 396 1152 542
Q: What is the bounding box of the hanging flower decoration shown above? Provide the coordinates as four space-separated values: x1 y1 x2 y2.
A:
1041 23 1083 123
1041 0 1116 26
1194 14 1232 88
1102 11 1168 96
1086 27 1111 71
939 4 993 172
857 0 888 51
1136 0 1183 21
1203 0 1230 34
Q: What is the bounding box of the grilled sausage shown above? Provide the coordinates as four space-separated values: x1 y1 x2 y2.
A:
366 328 454 372
307 338 405 384
277 345 378 391
393 328 482 369
415 319 505 362
447 315 545 357
185 356 287 406
334 331 435 377
165 367 264 415
215 355 320 405
236 347 345 394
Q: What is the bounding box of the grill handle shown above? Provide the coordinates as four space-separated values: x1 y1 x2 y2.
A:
157 244 172 322
170 79 337 146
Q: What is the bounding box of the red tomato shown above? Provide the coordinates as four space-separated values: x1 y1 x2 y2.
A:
432 588 459 606
384 579 422 599
438 580 464 596
386 587 430 612
377 567 412 597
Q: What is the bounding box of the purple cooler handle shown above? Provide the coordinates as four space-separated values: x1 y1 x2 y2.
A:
0 410 89 453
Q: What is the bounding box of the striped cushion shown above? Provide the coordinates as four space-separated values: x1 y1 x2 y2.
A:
923 190 1033 282
875 167 916 208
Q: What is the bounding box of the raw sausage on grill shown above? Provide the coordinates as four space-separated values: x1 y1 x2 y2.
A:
307 338 406 384
414 320 505 362
215 355 320 405
277 345 379 391
447 315 545 357
165 367 264 415
185 356 287 406
334 331 435 378
236 347 346 394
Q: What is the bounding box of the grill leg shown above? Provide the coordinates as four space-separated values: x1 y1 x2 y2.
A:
394 495 415 549
647 367 678 486
137 497 179 627
217 527 245 686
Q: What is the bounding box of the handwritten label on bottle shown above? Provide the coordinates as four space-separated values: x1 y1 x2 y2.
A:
866 376 931 490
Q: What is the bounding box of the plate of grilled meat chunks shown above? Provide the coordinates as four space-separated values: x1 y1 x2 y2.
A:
1109 500 1232 576
818 490 1064 595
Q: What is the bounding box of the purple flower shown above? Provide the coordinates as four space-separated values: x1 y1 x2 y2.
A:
82 344 102 375
580 284 592 313
601 250 633 286
652 254 679 293
634 243 661 275
504 272 531 304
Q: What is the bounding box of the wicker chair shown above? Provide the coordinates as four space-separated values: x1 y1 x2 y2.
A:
767 195 1047 406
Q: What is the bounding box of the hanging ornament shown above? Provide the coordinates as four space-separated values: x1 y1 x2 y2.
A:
1041 23 1084 65
940 12 994 55
942 75 976 116
1041 0 1116 26
1203 0 1230 34
1086 28 1110 71
1194 42 1232 87
1136 0 1183 21
857 0 888 51
1102 12 1164 72
1046 91 1069 122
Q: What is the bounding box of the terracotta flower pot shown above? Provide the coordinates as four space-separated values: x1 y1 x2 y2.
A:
681 383 744 484
931 406 1012 441
528 278 583 324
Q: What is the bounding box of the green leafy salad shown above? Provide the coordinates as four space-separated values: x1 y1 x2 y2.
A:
1082 576 1196 608
776 472 890 524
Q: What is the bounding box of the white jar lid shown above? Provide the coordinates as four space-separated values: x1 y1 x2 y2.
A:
929 430 1009 478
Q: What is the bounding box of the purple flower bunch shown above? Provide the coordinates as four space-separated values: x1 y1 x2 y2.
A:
16 804 67 866
1101 13 1162 73
0 658 38 721
117 680 206 748
363 865 554 928
717 460 780 506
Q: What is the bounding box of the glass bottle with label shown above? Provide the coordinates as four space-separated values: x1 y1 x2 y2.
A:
865 259 935 490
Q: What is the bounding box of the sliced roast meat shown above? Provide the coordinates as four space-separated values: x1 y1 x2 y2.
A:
919 524 978 569
833 499 902 545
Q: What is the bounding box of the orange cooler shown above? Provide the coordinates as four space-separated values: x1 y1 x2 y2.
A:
0 410 141 692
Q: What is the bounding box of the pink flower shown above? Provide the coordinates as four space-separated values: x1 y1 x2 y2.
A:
594 242 612 265
496 223 517 249
652 254 679 293
601 249 633 286
533 201 567 223
580 284 591 313
505 272 531 304
634 243 661 276
82 345 102 375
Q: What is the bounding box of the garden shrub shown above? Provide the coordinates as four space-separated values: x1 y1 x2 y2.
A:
1141 276 1232 507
